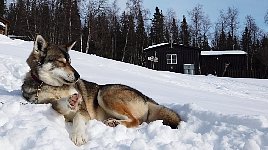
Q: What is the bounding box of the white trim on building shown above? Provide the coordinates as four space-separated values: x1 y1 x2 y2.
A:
201 50 247 56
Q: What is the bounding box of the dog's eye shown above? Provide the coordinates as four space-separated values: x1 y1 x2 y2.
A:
57 60 65 64
57 58 66 63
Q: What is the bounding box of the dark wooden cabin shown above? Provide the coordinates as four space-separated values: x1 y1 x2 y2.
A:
144 43 250 77
144 43 201 74
200 50 247 77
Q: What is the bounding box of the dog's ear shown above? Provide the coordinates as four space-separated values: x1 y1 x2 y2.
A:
27 35 47 69
66 40 76 51
34 35 47 52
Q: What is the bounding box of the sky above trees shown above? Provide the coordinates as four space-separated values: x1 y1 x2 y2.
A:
113 0 268 32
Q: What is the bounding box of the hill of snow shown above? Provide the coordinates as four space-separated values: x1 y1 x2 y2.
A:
0 35 268 150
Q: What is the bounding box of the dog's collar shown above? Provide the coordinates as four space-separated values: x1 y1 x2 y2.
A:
31 71 43 84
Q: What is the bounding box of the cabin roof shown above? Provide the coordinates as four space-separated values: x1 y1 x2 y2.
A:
144 43 169 51
144 43 201 52
201 50 247 56
0 22 6 28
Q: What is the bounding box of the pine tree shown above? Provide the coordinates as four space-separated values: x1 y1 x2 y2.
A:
120 13 136 63
81 21 89 53
226 32 233 50
28 0 37 36
109 0 122 60
233 36 240 50
150 7 165 44
218 28 227 50
6 2 16 34
201 34 210 50
136 8 147 65
110 15 121 60
127 14 136 63
260 36 268 66
170 18 179 44
39 0 51 40
70 0 81 51
180 15 190 46
95 13 111 57
121 11 130 62
84 12 96 54
13 0 28 36
54 0 66 43
241 27 252 53
0 0 6 17
61 0 81 43
241 26 252 70
164 26 169 43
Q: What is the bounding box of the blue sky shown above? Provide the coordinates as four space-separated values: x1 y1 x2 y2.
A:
115 0 268 33
6 0 268 33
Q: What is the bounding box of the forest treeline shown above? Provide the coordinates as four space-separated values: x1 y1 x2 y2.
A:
0 0 268 70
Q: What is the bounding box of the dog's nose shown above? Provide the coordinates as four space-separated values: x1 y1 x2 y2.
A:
74 71 80 80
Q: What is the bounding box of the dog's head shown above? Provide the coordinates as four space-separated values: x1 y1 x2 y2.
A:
27 35 80 86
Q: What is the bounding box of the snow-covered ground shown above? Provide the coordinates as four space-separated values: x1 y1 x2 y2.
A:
0 34 268 150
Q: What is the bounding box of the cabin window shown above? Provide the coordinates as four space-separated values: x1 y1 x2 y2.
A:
166 54 177 64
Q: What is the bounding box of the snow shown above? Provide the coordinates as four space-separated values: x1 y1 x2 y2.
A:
144 43 169 51
0 22 5 28
201 50 247 55
0 34 268 149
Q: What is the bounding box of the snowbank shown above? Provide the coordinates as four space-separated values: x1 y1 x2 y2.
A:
0 35 268 149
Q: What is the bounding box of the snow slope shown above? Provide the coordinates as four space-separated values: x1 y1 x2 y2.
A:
0 35 268 150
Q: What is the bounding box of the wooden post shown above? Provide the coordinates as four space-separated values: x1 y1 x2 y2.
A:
5 24 8 35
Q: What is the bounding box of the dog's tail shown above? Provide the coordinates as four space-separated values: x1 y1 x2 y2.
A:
146 99 181 129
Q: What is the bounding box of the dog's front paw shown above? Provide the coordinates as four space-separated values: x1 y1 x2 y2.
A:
68 93 82 110
103 118 120 127
71 131 88 146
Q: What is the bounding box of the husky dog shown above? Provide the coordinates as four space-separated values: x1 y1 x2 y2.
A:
22 35 181 146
